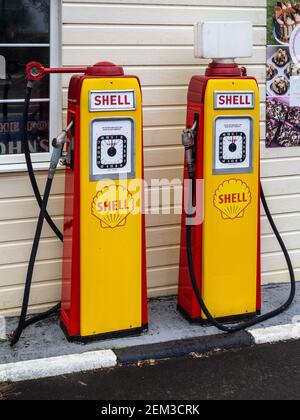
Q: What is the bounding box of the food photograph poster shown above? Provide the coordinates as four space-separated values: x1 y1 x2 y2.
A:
267 1 300 147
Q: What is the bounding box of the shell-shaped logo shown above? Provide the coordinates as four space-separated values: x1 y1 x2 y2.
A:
214 179 251 220
92 185 135 229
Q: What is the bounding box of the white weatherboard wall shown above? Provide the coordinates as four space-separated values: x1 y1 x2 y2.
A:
0 0 299 316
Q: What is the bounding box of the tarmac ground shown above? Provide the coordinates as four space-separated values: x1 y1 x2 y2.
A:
3 339 300 400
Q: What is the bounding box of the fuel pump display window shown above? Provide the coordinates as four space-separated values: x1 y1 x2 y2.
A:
91 118 135 181
214 117 253 175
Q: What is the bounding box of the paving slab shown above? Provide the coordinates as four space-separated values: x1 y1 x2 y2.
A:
0 282 299 364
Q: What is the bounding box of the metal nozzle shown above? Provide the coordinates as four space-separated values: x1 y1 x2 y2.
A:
182 121 198 179
52 131 67 149
49 121 74 179
52 121 74 149
182 121 197 149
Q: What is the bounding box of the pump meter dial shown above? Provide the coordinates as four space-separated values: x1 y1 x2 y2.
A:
219 132 247 164
97 135 127 169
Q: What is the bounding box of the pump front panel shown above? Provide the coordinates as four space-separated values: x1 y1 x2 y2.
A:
201 79 260 319
79 77 145 338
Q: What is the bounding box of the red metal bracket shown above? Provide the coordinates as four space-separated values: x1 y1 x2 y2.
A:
26 61 88 81
26 61 125 81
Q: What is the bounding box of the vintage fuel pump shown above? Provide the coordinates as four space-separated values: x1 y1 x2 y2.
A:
11 62 148 345
178 22 296 331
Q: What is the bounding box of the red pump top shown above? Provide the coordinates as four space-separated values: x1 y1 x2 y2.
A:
85 62 124 77
205 62 247 77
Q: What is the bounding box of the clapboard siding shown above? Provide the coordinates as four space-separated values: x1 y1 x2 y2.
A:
64 0 266 6
2 0 300 317
63 26 266 46
2 211 300 255
2 228 300 271
63 46 266 66
62 4 267 26
0 164 300 203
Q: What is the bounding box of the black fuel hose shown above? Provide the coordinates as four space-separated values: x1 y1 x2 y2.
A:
10 177 57 346
10 83 63 346
22 84 63 242
22 303 61 329
186 180 296 333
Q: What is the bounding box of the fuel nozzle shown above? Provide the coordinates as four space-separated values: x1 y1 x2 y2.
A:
182 121 197 179
49 121 74 179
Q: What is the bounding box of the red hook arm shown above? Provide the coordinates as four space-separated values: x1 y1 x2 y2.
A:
26 61 88 81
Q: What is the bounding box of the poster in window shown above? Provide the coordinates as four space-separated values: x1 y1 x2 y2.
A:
0 102 49 156
266 1 300 148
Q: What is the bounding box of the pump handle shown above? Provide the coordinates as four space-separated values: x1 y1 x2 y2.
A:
182 121 198 179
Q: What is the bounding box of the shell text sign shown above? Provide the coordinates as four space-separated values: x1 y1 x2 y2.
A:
214 179 251 220
92 185 135 228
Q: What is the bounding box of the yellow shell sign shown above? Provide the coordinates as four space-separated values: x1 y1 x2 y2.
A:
92 185 135 228
214 179 251 220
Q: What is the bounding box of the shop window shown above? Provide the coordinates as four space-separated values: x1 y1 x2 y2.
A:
0 0 60 171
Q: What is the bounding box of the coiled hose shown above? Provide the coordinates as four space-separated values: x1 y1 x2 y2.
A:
22 83 63 242
10 83 63 346
186 179 296 333
10 177 58 346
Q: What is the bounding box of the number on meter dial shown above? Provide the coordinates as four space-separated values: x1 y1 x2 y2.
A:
219 132 247 164
97 135 127 169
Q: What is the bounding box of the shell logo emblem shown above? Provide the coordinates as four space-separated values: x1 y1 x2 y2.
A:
214 179 251 220
92 185 135 229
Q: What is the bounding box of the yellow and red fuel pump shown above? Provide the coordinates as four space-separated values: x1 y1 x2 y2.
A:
178 22 296 331
61 62 148 341
11 62 148 345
